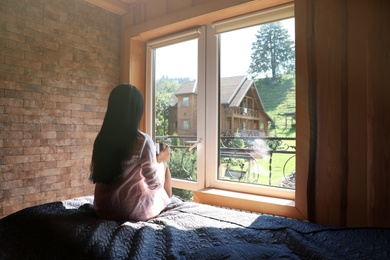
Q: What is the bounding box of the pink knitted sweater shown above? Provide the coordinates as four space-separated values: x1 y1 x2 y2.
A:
93 132 171 221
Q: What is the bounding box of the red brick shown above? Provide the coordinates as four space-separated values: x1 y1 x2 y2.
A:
3 147 23 156
71 137 95 146
5 88 42 100
41 181 68 192
46 138 70 146
1 131 23 139
2 196 23 207
24 115 56 124
56 102 83 111
0 97 23 107
4 154 40 164
0 180 23 190
23 146 55 155
23 192 47 203
85 118 104 126
39 166 71 177
25 131 57 139
25 68 55 79
21 138 41 147
41 152 70 162
22 175 56 187
22 123 41 131
0 163 24 175
41 93 71 103
1 47 25 59
4 106 33 116
21 161 57 172
23 99 56 109
6 56 42 70
26 35 59 52
56 146 71 153
56 160 74 168
0 113 23 123
4 186 39 197
46 109 71 118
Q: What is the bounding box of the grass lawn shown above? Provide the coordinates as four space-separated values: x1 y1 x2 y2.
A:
223 131 296 189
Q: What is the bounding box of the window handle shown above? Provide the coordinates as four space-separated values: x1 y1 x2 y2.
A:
189 138 202 151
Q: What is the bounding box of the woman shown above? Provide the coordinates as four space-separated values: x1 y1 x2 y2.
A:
90 84 172 221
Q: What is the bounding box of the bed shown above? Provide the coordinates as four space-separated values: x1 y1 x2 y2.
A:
0 196 389 259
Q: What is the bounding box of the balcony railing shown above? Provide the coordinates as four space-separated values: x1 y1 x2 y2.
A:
225 107 260 117
223 129 264 137
156 135 296 189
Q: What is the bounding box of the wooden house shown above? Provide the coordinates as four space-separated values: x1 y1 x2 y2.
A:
168 75 272 137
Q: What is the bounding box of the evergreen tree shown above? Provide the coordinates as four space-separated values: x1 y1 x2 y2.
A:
248 21 294 79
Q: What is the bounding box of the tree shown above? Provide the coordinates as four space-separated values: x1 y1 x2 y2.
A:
248 21 294 79
155 76 193 136
155 79 179 136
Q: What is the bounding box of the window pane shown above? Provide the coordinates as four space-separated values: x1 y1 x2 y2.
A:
182 97 189 106
218 18 296 189
153 39 198 182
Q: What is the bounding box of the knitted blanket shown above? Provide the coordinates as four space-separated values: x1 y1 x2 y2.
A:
0 196 389 259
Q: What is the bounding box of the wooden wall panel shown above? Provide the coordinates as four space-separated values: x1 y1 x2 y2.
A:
122 0 292 40
145 0 167 21
133 1 147 24
314 0 348 226
366 0 390 226
167 0 193 13
295 0 312 221
347 0 368 227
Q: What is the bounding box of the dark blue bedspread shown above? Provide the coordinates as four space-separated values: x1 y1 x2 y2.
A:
0 196 389 259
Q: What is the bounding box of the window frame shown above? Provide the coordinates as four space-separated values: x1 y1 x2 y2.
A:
145 27 207 192
182 119 189 130
129 2 308 220
182 96 190 107
203 5 296 200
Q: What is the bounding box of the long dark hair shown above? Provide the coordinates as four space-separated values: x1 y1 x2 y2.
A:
90 84 144 184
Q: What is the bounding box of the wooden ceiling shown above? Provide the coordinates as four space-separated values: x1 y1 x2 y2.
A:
84 0 143 15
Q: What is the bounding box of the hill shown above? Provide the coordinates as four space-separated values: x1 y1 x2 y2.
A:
255 76 296 134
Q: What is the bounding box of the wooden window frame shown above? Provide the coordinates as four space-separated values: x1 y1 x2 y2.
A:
122 1 308 221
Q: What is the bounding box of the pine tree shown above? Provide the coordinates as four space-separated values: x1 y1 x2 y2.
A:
248 21 294 79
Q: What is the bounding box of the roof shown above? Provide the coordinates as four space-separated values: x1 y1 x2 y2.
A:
174 75 253 107
174 80 197 95
220 75 252 107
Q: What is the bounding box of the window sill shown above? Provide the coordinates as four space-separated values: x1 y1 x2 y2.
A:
193 188 306 220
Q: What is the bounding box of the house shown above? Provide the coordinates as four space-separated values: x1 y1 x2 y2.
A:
0 0 388 228
168 76 272 137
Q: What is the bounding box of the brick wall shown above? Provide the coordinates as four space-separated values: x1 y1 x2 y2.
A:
0 0 121 218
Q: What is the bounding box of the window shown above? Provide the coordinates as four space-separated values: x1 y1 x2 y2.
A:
215 13 296 197
146 28 206 193
182 97 189 106
182 120 189 130
146 4 295 201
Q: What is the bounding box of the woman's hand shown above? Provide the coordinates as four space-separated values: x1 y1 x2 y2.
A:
157 145 171 163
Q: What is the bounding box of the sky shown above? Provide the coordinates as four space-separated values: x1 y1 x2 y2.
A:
155 18 295 80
